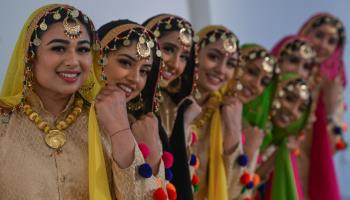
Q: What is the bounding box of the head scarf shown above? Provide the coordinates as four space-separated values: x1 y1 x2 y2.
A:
298 13 346 86
0 4 111 200
195 25 240 200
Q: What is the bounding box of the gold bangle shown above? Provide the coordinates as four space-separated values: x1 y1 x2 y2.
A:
110 128 130 138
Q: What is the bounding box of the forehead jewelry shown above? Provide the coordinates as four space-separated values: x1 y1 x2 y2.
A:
63 9 82 39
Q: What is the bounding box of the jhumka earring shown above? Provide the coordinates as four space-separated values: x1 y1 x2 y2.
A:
98 54 108 82
127 93 144 112
166 77 182 93
193 67 202 100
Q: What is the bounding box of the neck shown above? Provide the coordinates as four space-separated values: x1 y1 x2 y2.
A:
32 86 73 117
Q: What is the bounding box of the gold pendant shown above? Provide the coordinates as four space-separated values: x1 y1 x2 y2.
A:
45 130 66 149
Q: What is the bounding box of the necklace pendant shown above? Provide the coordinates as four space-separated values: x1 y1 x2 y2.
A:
45 129 66 149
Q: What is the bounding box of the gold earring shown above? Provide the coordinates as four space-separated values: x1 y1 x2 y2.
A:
166 77 182 93
127 93 144 112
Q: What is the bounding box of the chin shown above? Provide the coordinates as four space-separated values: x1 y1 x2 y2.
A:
159 79 170 88
273 117 289 128
206 84 221 93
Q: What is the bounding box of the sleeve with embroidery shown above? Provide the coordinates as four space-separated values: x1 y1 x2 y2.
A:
111 144 167 200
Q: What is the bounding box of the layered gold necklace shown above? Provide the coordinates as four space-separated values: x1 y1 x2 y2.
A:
22 97 84 149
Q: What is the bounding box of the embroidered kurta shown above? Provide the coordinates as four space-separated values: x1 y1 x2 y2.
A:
0 92 165 200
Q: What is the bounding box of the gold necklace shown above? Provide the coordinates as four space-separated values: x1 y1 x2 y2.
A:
22 97 84 149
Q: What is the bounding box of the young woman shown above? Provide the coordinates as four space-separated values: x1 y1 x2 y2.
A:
232 44 279 199
0 4 110 199
296 13 346 200
255 73 312 200
189 25 242 199
143 14 200 199
95 19 175 199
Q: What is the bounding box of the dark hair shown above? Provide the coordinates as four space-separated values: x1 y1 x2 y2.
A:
97 19 161 118
28 6 96 59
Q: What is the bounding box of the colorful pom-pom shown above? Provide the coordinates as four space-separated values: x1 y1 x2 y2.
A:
253 174 261 186
153 188 167 200
240 172 250 185
191 131 198 145
241 132 246 145
193 184 199 192
257 155 263 164
138 163 152 178
246 181 254 189
194 157 200 169
165 168 173 181
333 126 343 135
336 139 347 150
162 151 174 168
292 148 300 156
237 154 249 167
166 183 177 200
192 174 200 185
138 143 150 159
190 154 197 166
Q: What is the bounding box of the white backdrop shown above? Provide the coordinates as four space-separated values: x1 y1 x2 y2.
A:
0 0 349 198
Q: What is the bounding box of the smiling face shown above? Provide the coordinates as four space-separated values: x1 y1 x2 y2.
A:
238 57 273 103
104 41 153 102
32 21 92 97
197 40 238 94
279 50 315 81
158 31 191 88
272 81 309 128
307 24 339 63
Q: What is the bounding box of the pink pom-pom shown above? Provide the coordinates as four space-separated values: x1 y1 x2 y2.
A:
162 151 174 168
241 132 246 145
138 143 150 159
191 131 197 145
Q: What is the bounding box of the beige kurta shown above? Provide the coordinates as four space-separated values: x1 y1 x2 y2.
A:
0 92 165 200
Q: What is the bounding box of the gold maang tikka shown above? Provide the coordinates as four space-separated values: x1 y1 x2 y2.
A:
63 9 82 39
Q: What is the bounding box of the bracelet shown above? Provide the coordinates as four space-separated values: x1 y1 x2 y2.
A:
110 128 130 138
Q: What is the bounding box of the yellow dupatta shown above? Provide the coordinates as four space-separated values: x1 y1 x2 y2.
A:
208 90 228 200
0 4 110 199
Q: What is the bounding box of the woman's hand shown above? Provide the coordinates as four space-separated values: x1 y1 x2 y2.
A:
95 84 130 135
243 125 265 163
131 113 162 174
95 84 135 168
221 96 243 154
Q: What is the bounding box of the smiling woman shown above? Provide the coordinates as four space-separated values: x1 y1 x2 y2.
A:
95 20 177 199
0 4 118 200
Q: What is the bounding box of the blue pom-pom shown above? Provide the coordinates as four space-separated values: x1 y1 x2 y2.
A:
246 181 254 189
165 168 173 181
237 154 249 167
258 183 267 192
333 126 343 135
138 163 152 178
190 154 197 166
